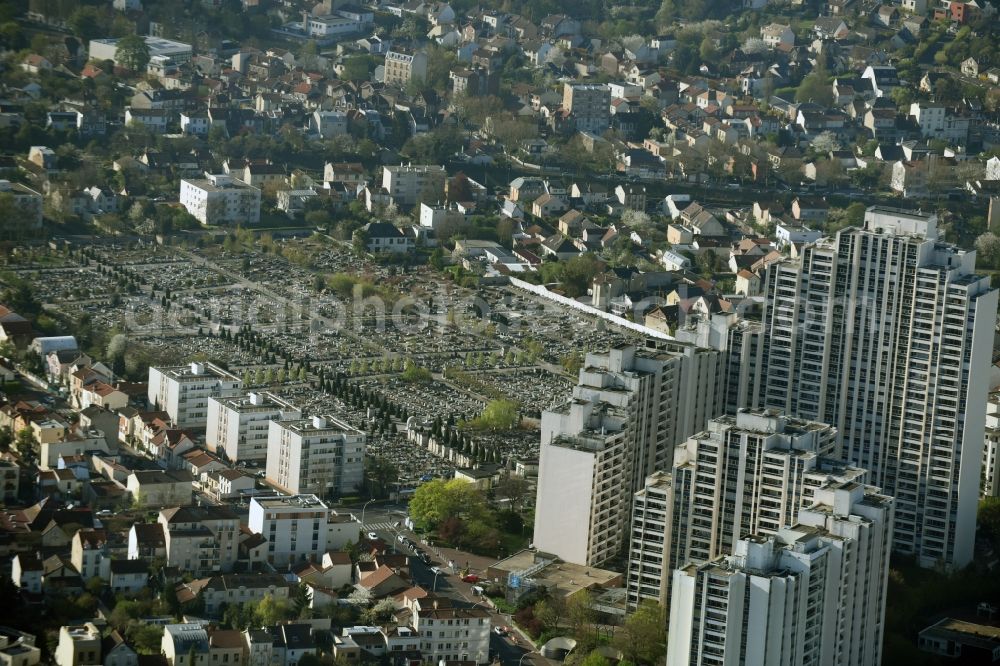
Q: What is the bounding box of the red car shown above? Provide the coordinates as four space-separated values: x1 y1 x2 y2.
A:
461 574 480 583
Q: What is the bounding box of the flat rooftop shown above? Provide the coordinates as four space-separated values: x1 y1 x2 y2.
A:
183 178 257 192
252 494 329 510
214 392 298 412
489 550 621 598
921 618 1000 652
156 362 241 382
277 415 362 436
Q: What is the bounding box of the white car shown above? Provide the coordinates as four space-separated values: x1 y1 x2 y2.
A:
368 531 378 539
430 566 444 575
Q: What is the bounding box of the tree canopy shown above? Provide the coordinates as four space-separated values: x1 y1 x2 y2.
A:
468 399 520 431
117 34 151 73
408 478 490 530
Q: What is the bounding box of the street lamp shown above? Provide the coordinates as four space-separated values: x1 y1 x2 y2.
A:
360 498 376 533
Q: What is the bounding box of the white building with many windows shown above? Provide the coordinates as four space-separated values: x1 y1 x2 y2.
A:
533 342 725 567
156 505 241 575
383 50 427 87
982 389 1000 497
265 416 365 497
411 600 490 665
247 495 360 566
626 409 864 610
89 36 192 65
206 392 301 463
179 173 261 226
148 362 243 429
380 164 446 206
760 206 999 570
667 482 894 666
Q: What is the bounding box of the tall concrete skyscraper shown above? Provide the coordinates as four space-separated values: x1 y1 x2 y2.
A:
675 312 764 416
626 409 865 609
667 482 894 666
760 206 997 569
533 342 725 566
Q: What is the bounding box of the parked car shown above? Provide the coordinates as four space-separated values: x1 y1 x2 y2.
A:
462 574 480 583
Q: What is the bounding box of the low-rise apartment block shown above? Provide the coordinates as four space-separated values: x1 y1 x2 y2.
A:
148 362 243 429
383 49 427 87
381 164 446 207
156 505 240 575
265 416 365 497
248 494 360 566
179 174 261 226
206 392 301 463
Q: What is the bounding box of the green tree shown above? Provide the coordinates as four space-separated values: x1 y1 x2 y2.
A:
3 282 41 317
567 589 597 641
559 253 605 298
125 624 164 654
117 34 151 73
14 428 34 460
614 601 667 666
655 0 676 28
493 476 530 509
342 54 376 82
796 72 833 106
365 456 399 499
470 399 520 431
69 7 103 43
255 596 295 626
408 478 491 530
401 359 432 383
579 652 610 666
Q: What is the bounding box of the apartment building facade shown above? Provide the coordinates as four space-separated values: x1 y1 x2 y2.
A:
383 49 428 87
206 392 301 463
674 312 765 416
533 342 725 566
54 625 101 666
760 206 999 569
380 164 446 207
626 409 862 609
562 83 611 134
412 604 490 665
148 362 243 429
179 173 261 226
157 505 240 575
265 416 366 497
533 398 631 567
667 482 894 666
982 389 1000 497
248 494 361 566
